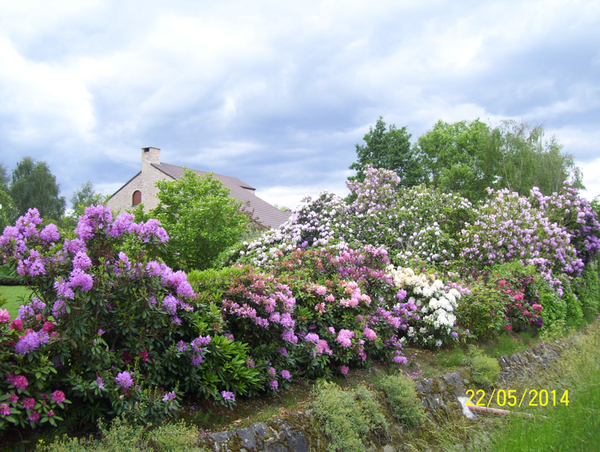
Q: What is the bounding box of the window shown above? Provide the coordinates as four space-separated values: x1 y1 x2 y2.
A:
132 190 142 206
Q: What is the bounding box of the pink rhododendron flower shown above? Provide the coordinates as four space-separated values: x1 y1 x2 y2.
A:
52 391 66 403
340 365 349 375
29 410 40 422
363 327 377 341
0 309 10 323
337 329 354 347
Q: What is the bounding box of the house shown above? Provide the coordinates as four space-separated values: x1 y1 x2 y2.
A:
105 147 291 229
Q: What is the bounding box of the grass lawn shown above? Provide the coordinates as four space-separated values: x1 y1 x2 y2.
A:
0 285 33 319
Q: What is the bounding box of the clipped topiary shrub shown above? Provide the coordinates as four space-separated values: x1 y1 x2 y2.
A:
375 373 426 428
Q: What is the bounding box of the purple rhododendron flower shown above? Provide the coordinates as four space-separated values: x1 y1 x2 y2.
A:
109 213 135 238
281 370 291 380
363 327 377 341
40 223 60 243
14 331 49 355
191 355 203 366
221 391 235 401
269 380 278 390
96 377 104 389
162 391 176 402
72 251 92 271
0 404 10 415
281 329 298 344
68 268 94 292
115 371 133 389
162 294 179 315
22 398 35 409
191 335 211 351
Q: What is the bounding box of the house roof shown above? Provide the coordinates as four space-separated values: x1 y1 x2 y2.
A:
153 162 291 230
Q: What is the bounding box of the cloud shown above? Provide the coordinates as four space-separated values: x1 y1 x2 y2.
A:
0 0 598 204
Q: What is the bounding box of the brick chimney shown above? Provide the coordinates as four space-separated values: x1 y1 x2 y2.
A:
142 147 160 173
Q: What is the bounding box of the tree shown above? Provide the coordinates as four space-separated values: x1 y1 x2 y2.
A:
0 164 9 191
415 119 501 204
152 169 249 271
349 117 425 186
64 180 105 228
0 164 14 231
9 157 66 222
495 120 584 196
415 119 584 203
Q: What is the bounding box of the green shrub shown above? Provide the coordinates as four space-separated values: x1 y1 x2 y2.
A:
456 282 507 339
535 275 568 328
311 381 388 452
37 418 206 452
574 263 600 315
465 345 500 387
375 373 426 428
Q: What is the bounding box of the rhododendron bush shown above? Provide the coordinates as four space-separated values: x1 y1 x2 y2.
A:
191 246 427 382
1 166 599 436
228 167 599 342
0 207 260 432
228 166 475 270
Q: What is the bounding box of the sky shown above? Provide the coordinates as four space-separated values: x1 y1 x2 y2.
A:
1 0 599 211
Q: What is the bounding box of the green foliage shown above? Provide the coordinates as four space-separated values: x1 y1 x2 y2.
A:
416 119 499 204
37 417 207 452
415 119 584 203
9 157 66 222
573 262 600 315
374 373 426 428
152 169 248 271
534 275 567 328
0 170 14 231
349 117 424 187
465 345 500 387
311 381 388 452
456 279 507 340
494 120 583 196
